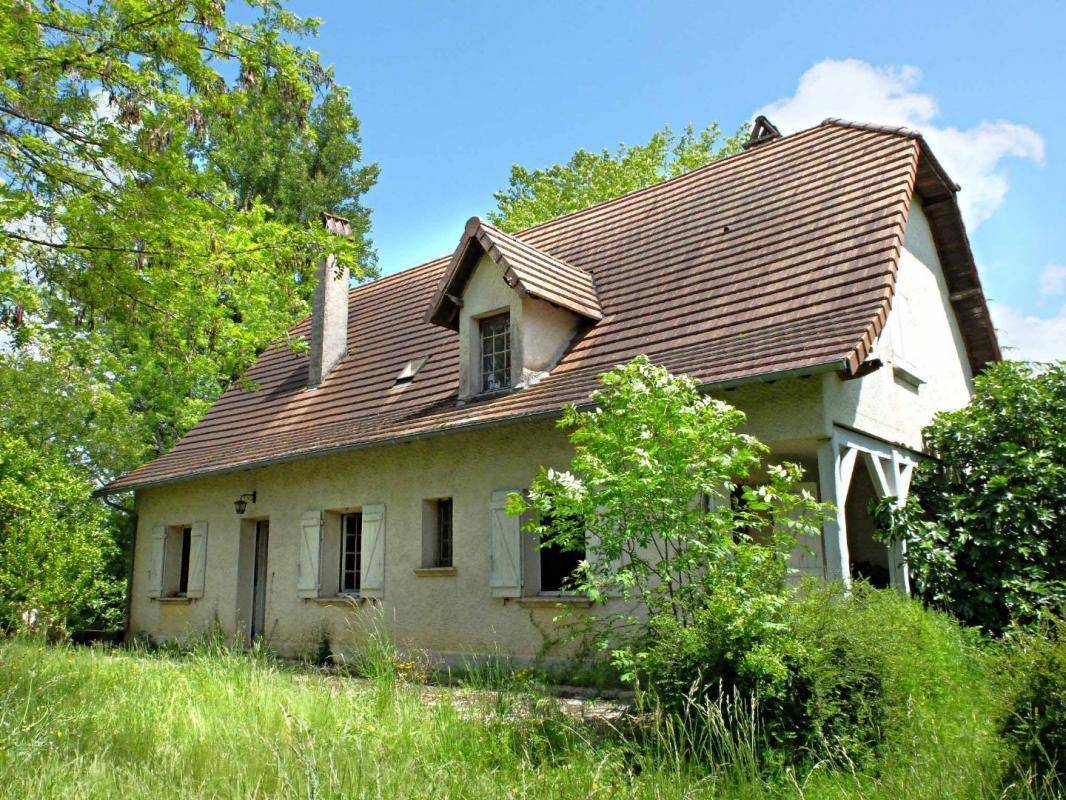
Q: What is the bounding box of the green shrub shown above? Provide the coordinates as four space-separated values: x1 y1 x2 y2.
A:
876 361 1065 633
638 582 996 769
1001 617 1066 787
0 432 121 636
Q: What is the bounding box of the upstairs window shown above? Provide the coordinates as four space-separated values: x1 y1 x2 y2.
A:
479 313 511 393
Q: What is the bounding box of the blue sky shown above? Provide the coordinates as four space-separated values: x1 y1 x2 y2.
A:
290 0 1066 360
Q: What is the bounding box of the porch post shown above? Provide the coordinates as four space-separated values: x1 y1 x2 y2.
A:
888 451 913 595
817 437 851 586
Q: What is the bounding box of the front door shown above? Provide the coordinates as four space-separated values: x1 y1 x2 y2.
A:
250 520 270 639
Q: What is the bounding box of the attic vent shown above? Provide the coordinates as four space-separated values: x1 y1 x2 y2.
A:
743 115 782 149
394 357 427 385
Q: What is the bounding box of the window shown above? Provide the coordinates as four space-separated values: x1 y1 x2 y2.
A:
435 498 453 567
479 313 511 392
162 525 193 597
177 526 192 595
340 512 362 593
538 515 585 594
149 522 207 601
421 498 454 569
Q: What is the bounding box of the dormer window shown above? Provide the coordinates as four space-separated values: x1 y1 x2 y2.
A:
480 313 511 393
425 217 603 401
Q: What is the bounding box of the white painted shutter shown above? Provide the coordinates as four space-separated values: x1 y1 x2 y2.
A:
490 490 522 597
298 510 322 598
185 521 209 598
360 504 386 599
785 483 825 582
147 525 166 598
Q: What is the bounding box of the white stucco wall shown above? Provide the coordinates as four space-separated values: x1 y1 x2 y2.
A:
821 194 974 449
130 375 831 659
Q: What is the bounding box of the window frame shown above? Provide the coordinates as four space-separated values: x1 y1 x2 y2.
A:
536 515 586 596
435 498 453 568
478 312 512 394
339 512 363 595
177 526 192 596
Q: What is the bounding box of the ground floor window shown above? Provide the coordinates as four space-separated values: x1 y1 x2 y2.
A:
340 512 362 593
177 526 192 595
435 498 453 567
539 515 585 593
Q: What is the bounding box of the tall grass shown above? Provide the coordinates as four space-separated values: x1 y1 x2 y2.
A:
0 591 1052 800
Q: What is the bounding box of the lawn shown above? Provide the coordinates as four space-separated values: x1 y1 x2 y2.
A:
0 630 1039 800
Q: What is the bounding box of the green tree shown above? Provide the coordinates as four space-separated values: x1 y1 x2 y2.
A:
489 122 748 232
0 432 121 636
875 361 1066 632
202 79 379 272
0 1 377 478
508 357 824 684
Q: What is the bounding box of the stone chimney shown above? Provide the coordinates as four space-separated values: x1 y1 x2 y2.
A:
308 212 351 388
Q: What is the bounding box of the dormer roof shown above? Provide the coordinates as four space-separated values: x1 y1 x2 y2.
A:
426 217 602 330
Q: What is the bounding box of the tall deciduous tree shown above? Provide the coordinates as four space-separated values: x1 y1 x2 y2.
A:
489 122 748 232
0 1 378 477
201 79 379 272
0 1 378 629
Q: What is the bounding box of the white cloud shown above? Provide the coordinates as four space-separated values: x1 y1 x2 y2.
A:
757 59 1044 228
988 302 1066 362
1039 264 1066 298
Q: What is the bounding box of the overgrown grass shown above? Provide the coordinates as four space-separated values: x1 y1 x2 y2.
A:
0 593 1054 799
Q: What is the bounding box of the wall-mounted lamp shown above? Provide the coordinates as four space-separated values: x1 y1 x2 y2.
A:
234 492 256 515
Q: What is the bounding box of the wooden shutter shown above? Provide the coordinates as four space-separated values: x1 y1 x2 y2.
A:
490 490 522 597
298 510 322 598
360 504 386 599
785 483 825 582
185 521 209 598
147 525 167 598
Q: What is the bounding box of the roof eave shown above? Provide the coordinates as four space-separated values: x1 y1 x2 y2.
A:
95 359 847 497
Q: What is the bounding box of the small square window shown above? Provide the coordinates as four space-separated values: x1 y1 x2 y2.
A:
479 313 511 393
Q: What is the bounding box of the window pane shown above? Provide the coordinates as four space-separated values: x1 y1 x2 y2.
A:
539 516 585 593
178 527 192 595
340 513 362 593
436 498 453 568
479 313 511 393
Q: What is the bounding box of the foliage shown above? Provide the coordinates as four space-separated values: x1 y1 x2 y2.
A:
202 78 379 272
509 356 833 757
0 433 121 636
874 361 1066 632
0 631 1019 800
0 0 378 481
1000 617 1066 787
489 121 748 231
511 355 822 630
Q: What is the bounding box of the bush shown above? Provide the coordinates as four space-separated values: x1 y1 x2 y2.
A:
638 582 995 769
877 361 1065 633
1001 617 1066 787
0 432 122 636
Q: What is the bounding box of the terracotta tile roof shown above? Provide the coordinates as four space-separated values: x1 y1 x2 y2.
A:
102 121 999 494
428 217 603 329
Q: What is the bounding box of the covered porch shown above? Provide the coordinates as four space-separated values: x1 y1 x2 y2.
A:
770 425 921 592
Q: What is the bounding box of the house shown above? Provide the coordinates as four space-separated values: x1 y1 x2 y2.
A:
100 118 999 660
